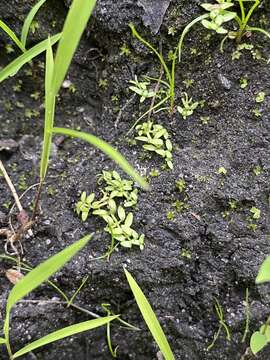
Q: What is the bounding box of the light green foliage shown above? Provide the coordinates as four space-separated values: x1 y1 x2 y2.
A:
232 43 254 60
0 34 61 83
250 256 270 354
129 75 156 103
255 91 265 103
253 165 263 176
177 92 199 120
250 328 270 355
183 79 194 88
129 24 176 111
207 298 231 351
181 249 192 259
76 171 144 250
217 166 227 175
135 121 173 169
201 1 236 34
239 77 248 89
120 43 130 56
173 199 189 213
76 191 95 221
250 206 261 220
124 269 175 360
252 107 262 118
99 78 108 89
100 170 138 207
256 256 270 284
149 169 160 177
21 0 47 47
176 178 186 192
179 0 270 61
166 211 175 220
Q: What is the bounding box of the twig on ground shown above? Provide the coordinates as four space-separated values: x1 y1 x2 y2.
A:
115 93 136 128
0 160 23 213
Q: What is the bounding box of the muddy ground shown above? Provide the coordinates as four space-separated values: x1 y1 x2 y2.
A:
1 0 270 359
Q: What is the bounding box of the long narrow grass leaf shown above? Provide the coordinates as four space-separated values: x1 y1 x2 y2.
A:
40 37 55 180
21 0 48 47
52 127 148 189
13 316 118 358
52 0 96 95
0 20 25 52
124 269 174 360
4 234 91 340
0 32 61 83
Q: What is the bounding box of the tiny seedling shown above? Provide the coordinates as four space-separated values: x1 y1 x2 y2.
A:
177 93 199 120
250 206 261 220
178 0 270 61
255 91 266 103
129 24 177 112
239 77 248 89
217 166 227 175
207 298 231 351
129 75 156 103
135 121 173 169
176 178 186 192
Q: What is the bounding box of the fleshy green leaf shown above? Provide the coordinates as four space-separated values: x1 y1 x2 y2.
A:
260 325 270 341
124 269 175 360
0 33 61 83
52 127 148 189
21 0 48 47
0 337 6 344
256 256 270 284
52 0 97 95
13 316 118 358
250 331 268 355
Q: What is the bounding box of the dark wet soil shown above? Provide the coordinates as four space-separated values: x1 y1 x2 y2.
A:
1 1 270 359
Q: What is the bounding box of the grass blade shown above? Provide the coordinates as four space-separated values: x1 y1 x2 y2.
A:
0 32 61 83
21 0 48 48
52 127 148 189
124 269 175 360
4 234 92 342
0 20 25 52
40 37 55 181
52 0 96 95
13 316 118 358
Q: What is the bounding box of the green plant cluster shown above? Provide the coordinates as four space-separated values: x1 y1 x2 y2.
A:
201 1 236 34
129 75 156 103
135 122 173 169
177 92 199 120
76 171 144 250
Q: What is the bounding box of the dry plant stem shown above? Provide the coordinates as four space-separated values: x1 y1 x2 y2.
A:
0 160 23 213
9 183 39 236
18 299 101 319
31 180 43 220
147 65 164 122
115 93 136 128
